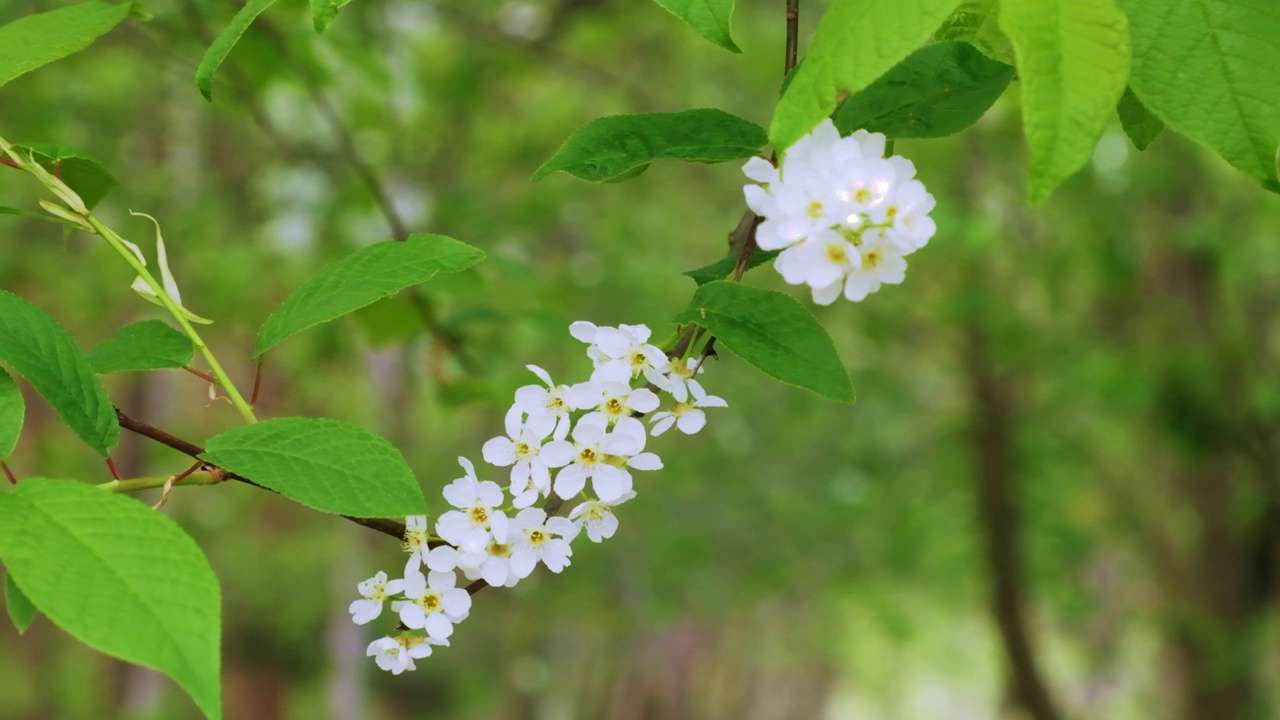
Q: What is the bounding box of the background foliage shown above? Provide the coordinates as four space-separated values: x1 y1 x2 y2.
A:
2 0 1280 718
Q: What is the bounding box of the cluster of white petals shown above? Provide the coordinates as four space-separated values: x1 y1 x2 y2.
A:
743 119 937 305
350 322 726 672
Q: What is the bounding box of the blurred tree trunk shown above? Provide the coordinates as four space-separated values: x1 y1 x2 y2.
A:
965 323 1064 720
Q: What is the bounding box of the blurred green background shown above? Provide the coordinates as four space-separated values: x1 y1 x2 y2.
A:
3 0 1280 718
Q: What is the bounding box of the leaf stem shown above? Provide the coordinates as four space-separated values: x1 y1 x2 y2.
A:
97 473 222 494
86 215 258 425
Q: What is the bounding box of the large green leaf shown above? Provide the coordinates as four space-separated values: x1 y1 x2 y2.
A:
255 234 484 356
674 281 854 403
770 0 961 150
89 320 195 374
196 0 279 101
13 143 118 210
5 573 37 634
1000 0 1131 203
0 291 117 456
0 368 23 460
0 1 136 89
0 479 221 719
1117 86 1164 151
649 0 740 53
534 109 768 183
833 41 1014 138
933 0 1016 65
200 417 427 518
1120 0 1280 191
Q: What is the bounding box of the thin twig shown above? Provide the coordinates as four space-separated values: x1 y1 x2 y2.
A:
1 461 16 485
185 366 220 385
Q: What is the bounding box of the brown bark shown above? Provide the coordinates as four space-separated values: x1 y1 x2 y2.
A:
965 324 1064 720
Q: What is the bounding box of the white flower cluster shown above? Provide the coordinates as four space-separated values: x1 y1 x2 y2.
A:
350 321 726 674
743 119 937 305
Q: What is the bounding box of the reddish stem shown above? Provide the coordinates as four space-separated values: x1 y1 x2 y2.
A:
2 462 16 485
184 367 220 385
171 460 203 485
105 457 123 481
0 157 18 170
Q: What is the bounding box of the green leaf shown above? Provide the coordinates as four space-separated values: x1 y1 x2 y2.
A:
200 417 426 518
649 0 740 53
0 1 136 89
1117 86 1164 151
0 368 23 460
1119 0 1280 191
310 0 353 32
12 144 118 210
999 0 1131 204
534 109 768 183
88 320 196 374
196 0 279 101
5 573 37 634
255 234 485 356
0 291 117 456
0 206 69 225
683 249 781 286
833 41 1014 139
0 479 221 719
673 281 854 403
770 0 961 150
933 0 1017 66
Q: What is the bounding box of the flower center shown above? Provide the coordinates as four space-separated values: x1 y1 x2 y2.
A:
470 506 489 524
487 542 513 558
629 351 647 368
528 529 547 547
604 398 624 415
514 442 531 458
671 402 692 417
855 188 871 204
548 396 564 411
579 448 598 464
825 243 849 264
864 248 883 269
806 200 824 218
885 205 898 220
420 592 442 613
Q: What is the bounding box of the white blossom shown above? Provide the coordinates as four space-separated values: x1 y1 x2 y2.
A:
366 634 446 675
512 365 576 440
348 571 405 625
402 514 431 568
742 118 936 304
553 413 642 502
569 491 635 543
435 458 509 552
643 357 704 403
392 569 472 641
482 408 574 508
568 322 666 383
650 381 727 436
510 508 578 577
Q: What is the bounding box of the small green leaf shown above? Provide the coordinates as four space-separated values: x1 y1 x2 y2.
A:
200 417 426 518
0 206 70 225
674 281 854 403
534 109 768 183
12 144 118 210
310 0 353 32
0 1 136 89
88 320 195 374
649 0 740 52
683 249 781 286
833 41 1014 139
1117 86 1164 151
1000 0 1131 203
255 234 484 356
196 0 279 101
5 573 37 634
934 0 1016 66
0 368 23 460
770 0 961 150
0 479 221 719
0 291 117 456
1119 0 1280 191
